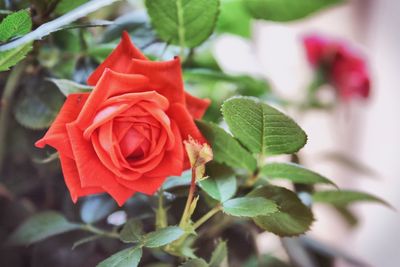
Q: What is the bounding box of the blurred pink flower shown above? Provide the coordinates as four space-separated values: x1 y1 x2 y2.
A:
303 35 370 101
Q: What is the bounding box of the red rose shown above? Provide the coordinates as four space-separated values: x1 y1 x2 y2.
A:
35 32 210 206
303 34 370 101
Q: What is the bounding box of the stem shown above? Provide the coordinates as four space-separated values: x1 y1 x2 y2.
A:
193 205 221 230
179 167 196 228
81 224 120 239
0 61 27 175
156 189 167 229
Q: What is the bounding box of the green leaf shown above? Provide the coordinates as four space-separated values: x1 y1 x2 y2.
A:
55 0 89 15
48 78 93 96
80 195 116 224
312 190 390 207
181 259 209 267
8 211 80 245
184 69 270 97
14 79 64 129
244 0 344 22
196 120 257 171
217 0 251 37
120 219 143 243
209 241 228 267
199 175 237 202
145 0 220 48
0 10 32 42
0 43 32 71
248 186 314 236
222 197 278 217
260 162 336 186
97 246 142 267
221 97 307 155
142 226 184 248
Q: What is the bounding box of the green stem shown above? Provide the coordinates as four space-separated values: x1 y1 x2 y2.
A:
156 188 167 229
193 205 221 230
81 224 120 239
179 167 196 228
0 61 27 175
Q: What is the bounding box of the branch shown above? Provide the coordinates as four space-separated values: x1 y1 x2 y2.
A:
0 0 122 52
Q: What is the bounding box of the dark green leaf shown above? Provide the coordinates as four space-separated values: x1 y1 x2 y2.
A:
14 79 64 129
97 246 142 267
199 175 237 202
261 162 336 186
143 226 184 248
222 197 278 217
196 120 257 171
80 195 116 224
0 43 31 71
0 10 32 42
120 219 143 243
8 211 80 245
244 0 344 22
312 190 390 207
55 0 89 14
209 240 228 267
248 186 314 236
222 97 307 155
145 0 220 48
217 0 251 37
48 78 93 96
180 259 209 267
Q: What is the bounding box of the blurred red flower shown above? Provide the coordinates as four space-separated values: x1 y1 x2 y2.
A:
303 35 370 101
36 32 210 206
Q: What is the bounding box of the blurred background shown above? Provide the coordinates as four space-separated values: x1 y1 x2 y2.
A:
210 0 400 266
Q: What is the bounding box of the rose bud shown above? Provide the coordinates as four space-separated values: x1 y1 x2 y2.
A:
35 32 211 206
303 34 370 101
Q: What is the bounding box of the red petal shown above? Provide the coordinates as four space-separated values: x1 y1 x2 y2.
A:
185 92 210 119
35 93 89 159
116 175 166 195
76 69 149 129
87 31 147 86
58 153 103 203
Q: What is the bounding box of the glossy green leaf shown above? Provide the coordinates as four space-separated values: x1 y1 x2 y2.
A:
222 197 278 217
80 195 116 224
244 0 344 22
48 78 93 96
248 186 314 236
120 219 143 243
97 246 142 267
143 226 184 248
196 120 257 171
199 175 237 202
222 97 307 155
181 259 209 267
145 0 220 48
0 10 32 42
209 240 228 267
312 190 390 207
0 43 31 71
261 162 336 186
217 0 251 37
8 211 80 245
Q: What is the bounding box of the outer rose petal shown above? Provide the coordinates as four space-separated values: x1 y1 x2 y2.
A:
185 92 211 119
35 93 89 158
87 31 147 85
303 35 326 66
58 153 103 202
76 69 149 129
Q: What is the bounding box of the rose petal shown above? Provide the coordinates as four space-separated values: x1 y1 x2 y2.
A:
185 92 211 119
35 93 89 159
116 175 167 195
87 31 147 85
59 153 103 202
